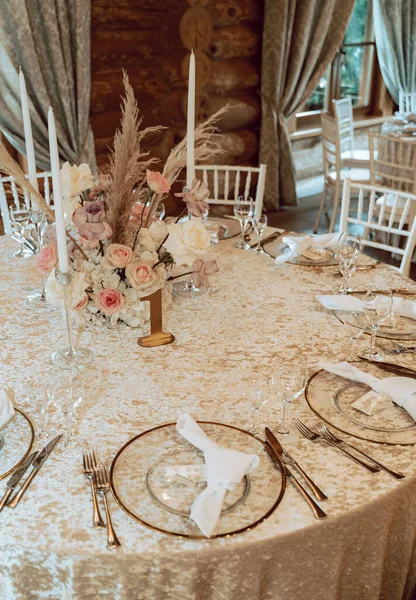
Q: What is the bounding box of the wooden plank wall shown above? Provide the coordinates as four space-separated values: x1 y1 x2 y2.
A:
90 0 263 208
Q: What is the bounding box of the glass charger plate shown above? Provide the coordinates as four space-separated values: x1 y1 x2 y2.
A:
305 362 416 445
204 217 241 240
334 308 416 340
0 408 35 480
110 421 286 538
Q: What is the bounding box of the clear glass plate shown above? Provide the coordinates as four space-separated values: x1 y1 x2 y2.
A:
305 362 416 445
204 217 241 240
110 421 286 538
264 239 338 265
0 409 35 480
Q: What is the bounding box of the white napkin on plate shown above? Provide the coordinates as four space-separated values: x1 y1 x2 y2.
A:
0 388 15 430
275 233 339 265
176 413 259 537
317 295 416 321
319 361 416 420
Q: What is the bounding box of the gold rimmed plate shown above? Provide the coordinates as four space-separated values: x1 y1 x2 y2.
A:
110 421 286 539
264 238 338 266
0 408 35 480
305 362 416 445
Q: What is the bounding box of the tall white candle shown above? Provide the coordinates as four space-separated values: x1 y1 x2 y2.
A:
48 107 69 274
19 68 39 208
186 50 195 189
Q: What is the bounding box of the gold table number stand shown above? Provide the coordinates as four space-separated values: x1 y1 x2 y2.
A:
137 288 175 348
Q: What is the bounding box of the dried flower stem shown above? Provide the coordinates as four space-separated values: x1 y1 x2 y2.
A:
66 231 88 261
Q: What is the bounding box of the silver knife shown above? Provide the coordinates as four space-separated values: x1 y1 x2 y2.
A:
7 434 63 508
265 427 328 501
0 451 38 512
264 441 327 520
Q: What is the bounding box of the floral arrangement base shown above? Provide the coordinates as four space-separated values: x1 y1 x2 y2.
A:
137 288 175 348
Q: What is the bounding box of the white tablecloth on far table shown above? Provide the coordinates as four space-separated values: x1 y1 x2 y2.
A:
1 232 416 600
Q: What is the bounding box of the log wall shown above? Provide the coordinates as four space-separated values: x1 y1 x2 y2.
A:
90 0 263 205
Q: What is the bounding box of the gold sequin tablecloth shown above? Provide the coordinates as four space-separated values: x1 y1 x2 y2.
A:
1 233 416 600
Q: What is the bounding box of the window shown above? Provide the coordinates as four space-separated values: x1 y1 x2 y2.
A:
295 0 381 125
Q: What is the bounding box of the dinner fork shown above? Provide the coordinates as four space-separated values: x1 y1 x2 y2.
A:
94 463 121 549
376 341 416 355
292 418 380 473
82 450 105 529
316 422 405 479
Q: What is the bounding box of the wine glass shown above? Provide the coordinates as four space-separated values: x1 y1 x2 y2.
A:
233 196 254 250
270 349 308 441
362 289 393 361
252 214 268 254
10 204 31 257
338 232 362 260
338 256 357 294
343 311 367 361
49 368 84 449
245 374 269 436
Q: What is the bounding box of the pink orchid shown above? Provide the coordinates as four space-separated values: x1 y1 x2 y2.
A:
175 178 210 218
192 259 219 288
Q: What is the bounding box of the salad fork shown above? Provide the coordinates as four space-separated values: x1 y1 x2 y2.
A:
94 463 121 549
292 419 380 473
316 422 405 479
82 450 105 529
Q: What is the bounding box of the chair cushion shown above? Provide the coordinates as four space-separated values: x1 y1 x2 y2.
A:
328 168 371 182
341 149 372 161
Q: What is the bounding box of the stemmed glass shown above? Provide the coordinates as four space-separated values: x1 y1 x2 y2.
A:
245 374 269 436
271 349 308 441
337 233 362 293
343 311 367 361
49 368 84 449
233 196 254 250
362 289 393 361
252 214 268 254
25 209 49 307
10 204 31 257
338 257 357 294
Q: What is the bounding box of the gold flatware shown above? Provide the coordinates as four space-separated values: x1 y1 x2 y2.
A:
0 451 38 512
94 463 121 549
83 450 105 530
265 427 327 501
347 288 416 296
264 441 327 520
250 229 290 250
358 356 416 379
316 422 405 479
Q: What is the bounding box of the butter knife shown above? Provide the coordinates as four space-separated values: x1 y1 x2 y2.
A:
0 451 38 512
7 434 62 508
265 428 328 501
358 356 416 379
264 441 327 520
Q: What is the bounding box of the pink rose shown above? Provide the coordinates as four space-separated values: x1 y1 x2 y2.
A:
125 261 154 289
73 200 113 242
146 170 171 195
95 288 124 316
102 243 132 269
36 244 58 274
74 295 89 310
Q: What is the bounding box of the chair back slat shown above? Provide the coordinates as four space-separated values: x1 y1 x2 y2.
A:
339 179 416 277
399 92 416 116
224 169 229 201
369 132 416 194
0 180 12 234
334 97 354 156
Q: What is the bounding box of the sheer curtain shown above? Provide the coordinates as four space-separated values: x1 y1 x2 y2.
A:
0 0 96 172
373 0 416 104
260 0 355 210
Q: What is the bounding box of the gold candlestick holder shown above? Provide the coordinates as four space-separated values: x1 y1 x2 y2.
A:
137 288 175 348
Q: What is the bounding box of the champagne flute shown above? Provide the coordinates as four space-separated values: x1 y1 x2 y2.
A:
252 214 268 254
10 204 31 257
271 349 308 441
233 196 254 250
245 374 269 436
362 289 393 361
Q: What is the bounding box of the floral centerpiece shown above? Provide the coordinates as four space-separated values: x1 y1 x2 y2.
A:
27 73 224 328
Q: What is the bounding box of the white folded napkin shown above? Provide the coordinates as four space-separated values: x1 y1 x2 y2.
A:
176 413 259 537
317 295 416 321
319 361 416 420
0 388 15 430
275 233 339 265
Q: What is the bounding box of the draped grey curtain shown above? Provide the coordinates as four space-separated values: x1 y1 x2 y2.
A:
0 0 96 172
260 0 355 210
373 0 416 104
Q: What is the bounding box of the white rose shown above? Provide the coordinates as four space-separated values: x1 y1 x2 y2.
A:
60 162 96 199
163 220 211 266
63 195 82 223
136 228 157 252
182 220 211 253
149 220 168 244
46 271 89 309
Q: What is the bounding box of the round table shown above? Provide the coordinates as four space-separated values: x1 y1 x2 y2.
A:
1 233 416 600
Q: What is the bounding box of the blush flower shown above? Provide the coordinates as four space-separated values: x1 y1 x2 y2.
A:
95 288 124 316
146 170 171 195
101 244 132 269
125 261 154 289
175 178 210 218
72 201 113 242
36 244 58 274
74 295 89 311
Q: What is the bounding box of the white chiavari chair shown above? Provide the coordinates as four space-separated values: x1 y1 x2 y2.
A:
334 98 371 168
0 171 52 234
314 111 371 234
399 92 416 116
339 179 416 277
194 164 267 218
